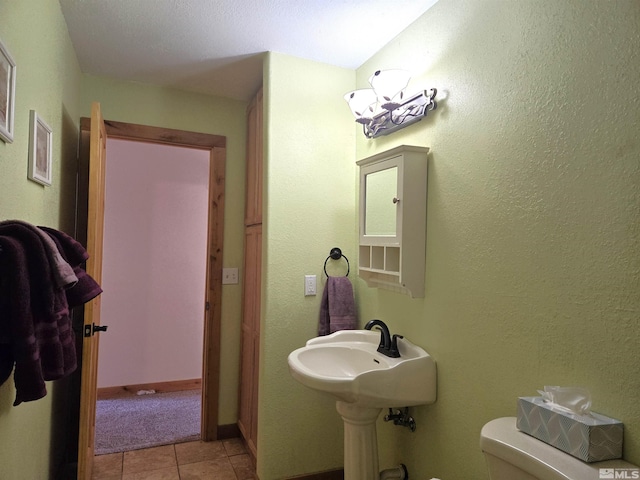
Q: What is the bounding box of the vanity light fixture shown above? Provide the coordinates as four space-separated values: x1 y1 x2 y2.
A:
344 70 437 139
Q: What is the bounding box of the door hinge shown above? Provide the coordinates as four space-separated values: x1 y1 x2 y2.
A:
84 323 108 338
205 301 211 311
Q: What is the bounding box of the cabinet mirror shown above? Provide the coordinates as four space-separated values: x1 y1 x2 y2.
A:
364 166 398 236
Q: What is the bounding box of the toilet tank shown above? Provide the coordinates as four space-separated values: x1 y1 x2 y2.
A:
481 417 638 480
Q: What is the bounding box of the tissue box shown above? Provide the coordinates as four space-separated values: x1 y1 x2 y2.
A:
517 396 623 462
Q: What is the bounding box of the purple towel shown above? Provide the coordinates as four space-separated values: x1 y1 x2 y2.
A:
4 220 78 289
40 227 103 306
0 223 97 404
318 276 357 336
0 223 55 317
0 236 48 404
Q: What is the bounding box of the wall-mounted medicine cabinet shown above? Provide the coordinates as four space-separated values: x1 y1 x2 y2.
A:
356 145 428 298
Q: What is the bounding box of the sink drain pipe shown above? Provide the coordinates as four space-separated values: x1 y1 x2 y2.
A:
380 464 408 480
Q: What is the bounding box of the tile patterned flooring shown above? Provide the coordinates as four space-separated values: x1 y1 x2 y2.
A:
91 438 256 480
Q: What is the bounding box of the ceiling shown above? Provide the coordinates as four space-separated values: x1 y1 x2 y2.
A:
58 0 439 101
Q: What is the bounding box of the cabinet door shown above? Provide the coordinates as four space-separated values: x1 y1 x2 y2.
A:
359 154 403 246
238 224 262 458
245 89 263 226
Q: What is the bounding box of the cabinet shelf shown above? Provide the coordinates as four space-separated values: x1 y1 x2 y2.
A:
357 145 428 298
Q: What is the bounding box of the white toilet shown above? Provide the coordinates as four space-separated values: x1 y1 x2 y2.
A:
481 417 639 480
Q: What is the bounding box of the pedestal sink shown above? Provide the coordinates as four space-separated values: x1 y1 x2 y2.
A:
287 330 437 480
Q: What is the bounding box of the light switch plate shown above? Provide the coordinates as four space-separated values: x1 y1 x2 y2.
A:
304 275 317 296
222 267 239 284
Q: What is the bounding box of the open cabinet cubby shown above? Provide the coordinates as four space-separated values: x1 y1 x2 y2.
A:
359 245 400 273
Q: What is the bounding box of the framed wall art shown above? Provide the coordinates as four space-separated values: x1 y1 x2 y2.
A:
28 110 53 186
0 38 16 143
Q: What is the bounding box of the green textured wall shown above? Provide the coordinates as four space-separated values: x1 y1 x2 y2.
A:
80 75 249 425
1 1 638 480
0 0 81 231
257 53 356 479
0 0 82 478
354 1 640 479
255 1 639 479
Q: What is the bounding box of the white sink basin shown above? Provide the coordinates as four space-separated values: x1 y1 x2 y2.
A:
287 330 436 408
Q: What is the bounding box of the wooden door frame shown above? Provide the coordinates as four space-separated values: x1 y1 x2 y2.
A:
78 118 226 441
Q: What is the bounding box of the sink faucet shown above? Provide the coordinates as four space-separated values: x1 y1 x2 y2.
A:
364 319 401 358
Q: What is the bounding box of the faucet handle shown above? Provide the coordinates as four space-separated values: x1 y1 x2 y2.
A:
389 334 403 358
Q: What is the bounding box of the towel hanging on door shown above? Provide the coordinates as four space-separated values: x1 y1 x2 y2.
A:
0 220 102 405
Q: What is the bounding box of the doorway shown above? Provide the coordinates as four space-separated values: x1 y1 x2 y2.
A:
94 138 209 453
76 117 227 460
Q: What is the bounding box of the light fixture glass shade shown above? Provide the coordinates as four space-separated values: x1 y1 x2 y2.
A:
369 69 411 110
344 89 378 124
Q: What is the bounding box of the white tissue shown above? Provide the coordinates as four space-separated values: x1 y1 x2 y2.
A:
136 389 156 395
538 385 592 416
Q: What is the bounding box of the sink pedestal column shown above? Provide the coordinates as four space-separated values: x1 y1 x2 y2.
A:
336 401 382 480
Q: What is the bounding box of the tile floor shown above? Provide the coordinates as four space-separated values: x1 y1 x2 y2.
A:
91 438 255 480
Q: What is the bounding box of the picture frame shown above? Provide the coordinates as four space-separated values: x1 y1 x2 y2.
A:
28 110 53 186
0 37 16 143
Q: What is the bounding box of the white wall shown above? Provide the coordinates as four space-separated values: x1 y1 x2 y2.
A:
97 139 209 388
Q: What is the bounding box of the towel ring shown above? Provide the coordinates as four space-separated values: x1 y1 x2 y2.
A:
323 247 349 277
